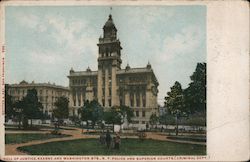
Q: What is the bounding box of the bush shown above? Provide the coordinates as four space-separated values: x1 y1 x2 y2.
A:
50 130 61 135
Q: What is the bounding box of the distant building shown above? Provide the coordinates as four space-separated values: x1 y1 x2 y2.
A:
68 14 159 125
7 80 69 117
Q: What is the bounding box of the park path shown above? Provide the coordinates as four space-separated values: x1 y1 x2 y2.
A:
5 127 205 155
146 132 206 146
5 127 97 155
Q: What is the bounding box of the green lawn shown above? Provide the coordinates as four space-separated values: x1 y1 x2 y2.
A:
5 133 71 144
17 138 206 155
167 135 206 142
5 125 76 131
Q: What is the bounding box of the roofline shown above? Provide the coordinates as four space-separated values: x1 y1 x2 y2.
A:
8 83 69 91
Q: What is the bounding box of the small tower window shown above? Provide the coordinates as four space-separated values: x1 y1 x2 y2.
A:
105 48 108 55
109 88 111 96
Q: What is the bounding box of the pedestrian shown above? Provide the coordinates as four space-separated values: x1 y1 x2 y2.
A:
101 132 106 145
114 133 121 150
111 136 116 149
105 130 112 149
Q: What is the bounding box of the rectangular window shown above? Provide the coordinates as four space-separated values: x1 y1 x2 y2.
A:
136 93 140 107
133 120 139 124
102 77 105 86
109 88 111 96
130 93 134 107
142 92 146 107
142 111 145 117
109 99 111 107
93 88 97 97
102 99 105 107
102 88 105 96
120 98 123 106
136 111 139 117
78 99 81 106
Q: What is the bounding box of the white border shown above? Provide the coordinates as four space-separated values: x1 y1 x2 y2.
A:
0 0 249 161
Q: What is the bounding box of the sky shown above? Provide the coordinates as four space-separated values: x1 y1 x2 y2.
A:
5 6 206 105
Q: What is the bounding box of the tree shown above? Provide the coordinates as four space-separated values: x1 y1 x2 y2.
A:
103 105 134 132
159 113 175 130
12 100 24 129
79 100 104 128
13 89 43 129
5 84 15 121
22 89 43 127
104 106 122 132
164 81 186 135
184 63 206 114
120 105 134 125
149 113 159 129
53 96 69 124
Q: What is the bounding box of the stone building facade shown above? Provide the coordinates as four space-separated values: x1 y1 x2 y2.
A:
68 14 159 125
7 80 69 117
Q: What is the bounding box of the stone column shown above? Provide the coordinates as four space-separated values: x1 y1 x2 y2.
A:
134 93 136 107
69 90 74 107
86 86 93 101
125 90 130 107
146 90 151 108
111 66 117 106
97 69 103 105
140 92 143 108
76 91 79 107
81 91 83 106
105 68 109 107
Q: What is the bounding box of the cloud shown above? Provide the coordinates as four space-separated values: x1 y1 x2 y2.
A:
16 13 98 69
125 7 174 25
157 24 203 62
45 14 97 58
18 14 39 28
28 50 61 64
18 13 48 33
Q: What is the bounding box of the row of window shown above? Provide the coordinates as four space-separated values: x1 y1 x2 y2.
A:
135 111 146 117
71 79 98 86
10 89 67 96
101 98 112 107
39 96 60 103
132 121 147 124
129 76 147 83
72 79 86 85
72 97 98 107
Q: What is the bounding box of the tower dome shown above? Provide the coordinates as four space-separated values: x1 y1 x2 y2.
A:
103 14 117 30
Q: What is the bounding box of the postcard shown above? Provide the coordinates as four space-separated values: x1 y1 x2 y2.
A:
0 0 249 161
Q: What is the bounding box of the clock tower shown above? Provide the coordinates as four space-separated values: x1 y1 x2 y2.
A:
97 14 122 107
